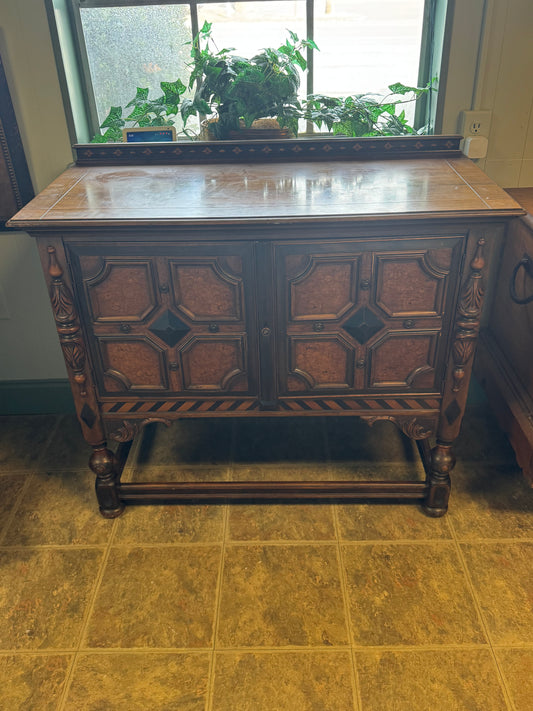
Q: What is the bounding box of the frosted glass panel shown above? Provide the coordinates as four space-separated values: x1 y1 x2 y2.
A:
81 4 192 127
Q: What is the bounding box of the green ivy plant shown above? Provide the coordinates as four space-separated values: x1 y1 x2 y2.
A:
180 22 317 139
91 79 188 143
303 81 434 137
91 25 433 142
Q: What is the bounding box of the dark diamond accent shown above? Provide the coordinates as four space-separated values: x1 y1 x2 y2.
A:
149 310 190 347
343 307 384 344
80 403 96 428
445 399 461 425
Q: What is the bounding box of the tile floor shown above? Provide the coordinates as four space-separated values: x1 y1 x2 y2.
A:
0 410 532 710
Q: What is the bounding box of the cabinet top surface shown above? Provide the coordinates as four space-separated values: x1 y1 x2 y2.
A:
8 157 523 229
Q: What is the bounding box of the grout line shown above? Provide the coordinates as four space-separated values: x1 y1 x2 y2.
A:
327 415 361 711
206 503 229 711
447 516 517 711
55 508 121 711
333 507 362 711
0 475 33 545
0 415 64 545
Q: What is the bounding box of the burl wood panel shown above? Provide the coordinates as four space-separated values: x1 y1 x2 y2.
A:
170 259 244 321
288 336 353 390
99 338 167 391
374 252 451 317
369 333 438 389
288 257 359 320
180 337 247 391
82 259 158 322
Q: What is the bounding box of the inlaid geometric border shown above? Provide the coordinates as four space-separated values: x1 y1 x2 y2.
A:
74 135 462 166
102 395 441 416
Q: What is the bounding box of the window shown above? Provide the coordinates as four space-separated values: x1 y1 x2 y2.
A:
50 0 440 142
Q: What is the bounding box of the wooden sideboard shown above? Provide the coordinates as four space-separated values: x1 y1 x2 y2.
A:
7 139 523 516
475 187 533 486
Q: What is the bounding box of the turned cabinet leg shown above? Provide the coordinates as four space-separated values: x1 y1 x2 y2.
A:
89 445 125 518
423 441 456 517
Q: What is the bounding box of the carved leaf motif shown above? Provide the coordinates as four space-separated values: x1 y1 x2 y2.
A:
452 338 475 366
360 415 434 440
49 282 75 323
109 417 172 442
459 279 484 317
62 339 86 372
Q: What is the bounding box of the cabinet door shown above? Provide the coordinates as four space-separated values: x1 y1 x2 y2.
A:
274 237 463 395
69 242 257 397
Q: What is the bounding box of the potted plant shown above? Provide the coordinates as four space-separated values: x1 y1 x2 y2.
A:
180 22 316 139
303 81 434 137
91 79 190 143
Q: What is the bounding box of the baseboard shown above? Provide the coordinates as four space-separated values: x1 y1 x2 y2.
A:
0 379 75 415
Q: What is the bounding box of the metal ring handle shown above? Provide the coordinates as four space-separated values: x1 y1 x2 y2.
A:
509 255 533 305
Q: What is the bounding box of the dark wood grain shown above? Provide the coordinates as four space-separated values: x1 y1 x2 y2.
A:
7 154 525 516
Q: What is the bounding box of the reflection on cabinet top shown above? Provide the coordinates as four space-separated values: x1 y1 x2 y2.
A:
8 158 524 229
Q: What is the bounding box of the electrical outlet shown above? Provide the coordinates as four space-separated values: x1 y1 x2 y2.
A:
458 110 492 138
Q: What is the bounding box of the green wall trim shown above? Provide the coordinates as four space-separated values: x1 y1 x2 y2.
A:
0 379 75 415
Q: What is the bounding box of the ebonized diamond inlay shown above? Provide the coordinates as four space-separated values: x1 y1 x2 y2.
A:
80 403 97 428
343 307 384 344
149 310 190 347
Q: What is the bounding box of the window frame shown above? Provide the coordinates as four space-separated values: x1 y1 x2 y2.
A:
50 0 444 143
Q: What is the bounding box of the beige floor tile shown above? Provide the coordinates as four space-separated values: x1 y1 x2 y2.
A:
113 503 225 544
85 545 221 648
342 543 486 646
217 544 347 647
135 419 233 469
212 650 355 711
65 652 210 710
0 415 58 472
449 463 533 539
38 415 94 472
0 653 71 710
328 461 425 481
461 542 533 644
2 471 112 546
326 417 421 463
0 475 26 541
130 464 230 483
230 462 330 481
337 502 452 541
355 649 507 711
454 409 517 463
227 503 336 541
233 417 327 463
0 548 103 649
495 647 533 711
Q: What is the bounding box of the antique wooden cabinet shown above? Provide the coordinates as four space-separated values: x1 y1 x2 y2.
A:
7 137 523 517
475 188 533 486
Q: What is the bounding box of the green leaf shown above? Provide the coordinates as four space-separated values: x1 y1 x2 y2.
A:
99 106 125 130
125 87 149 108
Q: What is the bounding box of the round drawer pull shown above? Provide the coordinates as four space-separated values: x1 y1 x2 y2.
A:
208 323 219 333
119 323 132 333
159 283 169 293
403 319 415 329
313 321 325 332
261 327 271 337
356 359 366 369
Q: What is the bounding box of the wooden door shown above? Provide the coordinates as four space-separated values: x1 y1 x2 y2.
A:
69 241 257 398
274 237 464 397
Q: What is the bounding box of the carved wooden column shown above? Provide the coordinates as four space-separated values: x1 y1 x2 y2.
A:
424 237 486 516
42 240 123 517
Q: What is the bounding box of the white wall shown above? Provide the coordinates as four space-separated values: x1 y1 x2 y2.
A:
0 0 73 379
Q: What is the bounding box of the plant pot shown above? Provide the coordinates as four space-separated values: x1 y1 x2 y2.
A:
201 118 293 140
